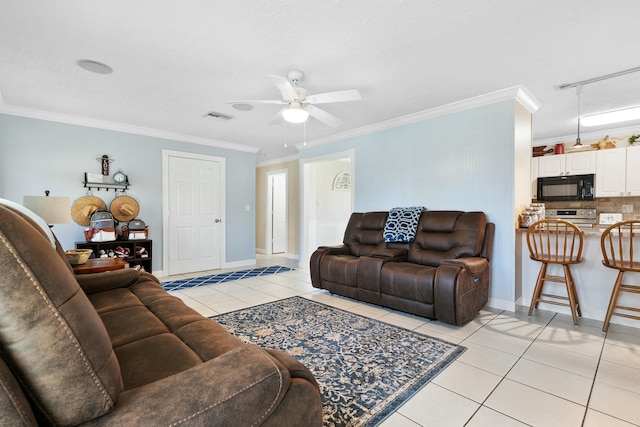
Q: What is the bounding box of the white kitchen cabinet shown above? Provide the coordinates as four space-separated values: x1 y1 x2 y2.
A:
538 155 564 177
596 148 627 197
626 145 640 196
595 146 640 197
537 151 596 177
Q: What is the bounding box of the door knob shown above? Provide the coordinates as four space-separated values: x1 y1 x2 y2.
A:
215 219 221 223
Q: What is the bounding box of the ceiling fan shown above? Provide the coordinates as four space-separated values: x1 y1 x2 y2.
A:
226 70 361 127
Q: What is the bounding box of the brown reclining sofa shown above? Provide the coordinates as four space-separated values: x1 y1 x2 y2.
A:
310 210 495 326
0 200 322 426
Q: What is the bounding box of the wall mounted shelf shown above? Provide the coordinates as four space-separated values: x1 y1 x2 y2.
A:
83 172 130 191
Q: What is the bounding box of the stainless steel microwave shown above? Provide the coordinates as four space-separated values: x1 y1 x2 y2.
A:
536 174 595 201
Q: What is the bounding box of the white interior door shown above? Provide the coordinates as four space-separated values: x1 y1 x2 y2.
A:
168 155 223 275
270 172 287 254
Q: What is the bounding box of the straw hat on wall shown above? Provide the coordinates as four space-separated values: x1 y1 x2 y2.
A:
110 195 139 222
71 196 106 226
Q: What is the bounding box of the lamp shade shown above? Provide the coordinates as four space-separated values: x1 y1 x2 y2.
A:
23 193 71 225
282 101 309 123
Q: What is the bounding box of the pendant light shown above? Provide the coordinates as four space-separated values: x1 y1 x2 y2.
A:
572 85 585 150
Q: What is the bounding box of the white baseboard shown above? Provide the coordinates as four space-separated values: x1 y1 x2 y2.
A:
224 259 256 269
255 249 299 259
486 297 517 312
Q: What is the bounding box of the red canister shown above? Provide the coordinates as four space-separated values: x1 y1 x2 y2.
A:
555 144 565 154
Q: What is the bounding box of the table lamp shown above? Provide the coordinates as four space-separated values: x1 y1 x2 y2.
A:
23 191 71 227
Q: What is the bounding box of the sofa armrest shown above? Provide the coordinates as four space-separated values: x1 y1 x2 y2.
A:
434 257 490 325
84 344 321 426
75 269 143 294
310 245 352 289
371 247 408 259
441 257 489 276
317 244 350 255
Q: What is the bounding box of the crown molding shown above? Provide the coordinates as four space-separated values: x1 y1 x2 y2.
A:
533 123 640 147
297 85 540 151
0 100 259 154
256 153 299 168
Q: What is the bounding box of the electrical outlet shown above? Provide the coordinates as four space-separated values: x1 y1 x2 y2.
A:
622 204 634 213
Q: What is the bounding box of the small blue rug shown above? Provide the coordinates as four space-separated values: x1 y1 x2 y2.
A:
161 265 294 291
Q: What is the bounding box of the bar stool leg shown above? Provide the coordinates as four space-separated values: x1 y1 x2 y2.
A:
565 266 582 317
603 271 625 333
563 265 579 326
529 263 547 317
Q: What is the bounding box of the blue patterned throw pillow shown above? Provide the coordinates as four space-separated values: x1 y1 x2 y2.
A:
384 207 425 243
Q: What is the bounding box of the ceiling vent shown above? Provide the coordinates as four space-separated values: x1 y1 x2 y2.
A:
204 111 233 120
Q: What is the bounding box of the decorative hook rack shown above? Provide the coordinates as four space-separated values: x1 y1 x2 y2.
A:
83 172 130 192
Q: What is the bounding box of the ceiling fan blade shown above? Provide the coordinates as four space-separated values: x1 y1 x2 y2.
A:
306 89 361 104
268 107 286 126
225 99 285 105
306 105 342 127
268 75 299 100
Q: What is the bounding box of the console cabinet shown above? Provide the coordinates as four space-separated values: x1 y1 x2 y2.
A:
76 239 152 272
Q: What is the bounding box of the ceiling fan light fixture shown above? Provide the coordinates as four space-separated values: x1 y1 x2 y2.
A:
282 101 309 123
581 106 640 127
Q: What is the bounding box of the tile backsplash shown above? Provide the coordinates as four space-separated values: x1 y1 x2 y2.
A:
537 197 640 221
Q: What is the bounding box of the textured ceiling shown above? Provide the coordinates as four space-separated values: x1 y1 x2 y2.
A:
2 1 640 162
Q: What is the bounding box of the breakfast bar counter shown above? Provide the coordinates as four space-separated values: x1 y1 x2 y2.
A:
516 227 640 328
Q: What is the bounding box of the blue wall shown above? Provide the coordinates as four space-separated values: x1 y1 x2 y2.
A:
300 101 519 307
0 114 256 272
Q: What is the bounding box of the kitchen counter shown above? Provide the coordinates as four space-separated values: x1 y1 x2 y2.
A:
517 225 638 237
516 228 640 329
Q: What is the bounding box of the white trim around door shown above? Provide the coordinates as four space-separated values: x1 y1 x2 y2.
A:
162 150 226 277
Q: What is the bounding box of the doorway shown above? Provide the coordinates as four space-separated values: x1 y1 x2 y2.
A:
267 170 287 254
301 150 354 268
162 150 225 276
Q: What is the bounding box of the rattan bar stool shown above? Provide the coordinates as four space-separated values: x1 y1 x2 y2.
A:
600 220 640 332
526 219 584 325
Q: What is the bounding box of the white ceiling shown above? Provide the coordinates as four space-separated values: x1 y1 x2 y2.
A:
2 1 640 163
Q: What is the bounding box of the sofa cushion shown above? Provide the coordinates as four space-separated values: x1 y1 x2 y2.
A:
408 211 486 267
85 275 249 390
380 262 436 304
0 355 38 426
344 212 388 256
0 205 122 425
319 254 360 287
115 333 203 389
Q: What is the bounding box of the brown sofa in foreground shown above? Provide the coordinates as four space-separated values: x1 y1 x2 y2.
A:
0 200 322 426
310 210 494 325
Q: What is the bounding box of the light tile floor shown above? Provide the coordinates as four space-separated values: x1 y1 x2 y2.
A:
158 255 640 427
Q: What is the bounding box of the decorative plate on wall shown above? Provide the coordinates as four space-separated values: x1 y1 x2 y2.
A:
333 171 351 191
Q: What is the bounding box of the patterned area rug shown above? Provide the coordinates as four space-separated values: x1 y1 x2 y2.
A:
213 296 465 426
161 265 294 291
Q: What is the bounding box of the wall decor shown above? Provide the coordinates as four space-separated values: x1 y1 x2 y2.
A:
98 154 114 176
83 155 129 191
332 171 351 191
